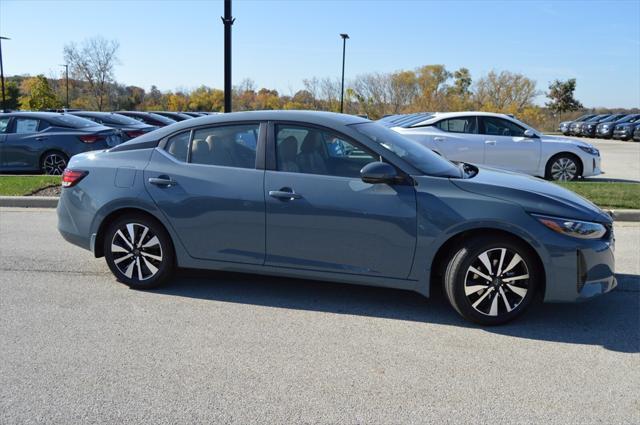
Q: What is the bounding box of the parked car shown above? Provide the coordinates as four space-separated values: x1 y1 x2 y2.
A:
558 114 596 135
57 110 616 325
570 114 609 136
612 117 640 141
596 114 639 139
380 111 601 181
581 114 627 137
69 111 157 141
0 112 122 175
633 125 640 142
116 111 177 127
151 111 193 121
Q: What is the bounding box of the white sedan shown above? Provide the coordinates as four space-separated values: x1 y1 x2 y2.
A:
379 112 602 181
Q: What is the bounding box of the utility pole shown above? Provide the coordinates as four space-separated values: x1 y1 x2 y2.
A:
60 64 69 109
222 0 234 113
339 33 349 114
0 36 10 112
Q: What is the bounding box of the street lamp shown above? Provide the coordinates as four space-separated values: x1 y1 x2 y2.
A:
339 33 349 114
0 36 10 112
60 64 69 109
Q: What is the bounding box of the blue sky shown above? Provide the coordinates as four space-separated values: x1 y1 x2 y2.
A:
1 0 639 107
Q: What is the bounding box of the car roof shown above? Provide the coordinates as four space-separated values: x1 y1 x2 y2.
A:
379 111 516 128
0 111 72 120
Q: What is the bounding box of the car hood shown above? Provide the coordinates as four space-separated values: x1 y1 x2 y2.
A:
615 122 636 128
450 167 611 223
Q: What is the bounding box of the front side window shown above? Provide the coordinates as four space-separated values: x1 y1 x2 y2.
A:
190 124 258 168
275 124 376 178
436 117 476 134
164 131 190 162
14 118 40 134
0 117 10 133
480 117 525 137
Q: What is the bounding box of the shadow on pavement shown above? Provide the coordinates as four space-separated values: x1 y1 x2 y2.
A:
152 269 640 354
582 177 640 183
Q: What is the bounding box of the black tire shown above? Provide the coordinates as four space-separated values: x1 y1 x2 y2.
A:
545 153 582 181
40 151 68 175
443 236 540 325
103 213 174 289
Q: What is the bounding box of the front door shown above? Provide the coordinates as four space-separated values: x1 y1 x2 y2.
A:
264 123 417 279
144 123 265 264
2 117 44 170
479 116 541 174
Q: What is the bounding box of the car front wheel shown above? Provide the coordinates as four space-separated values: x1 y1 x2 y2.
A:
103 214 174 289
545 154 582 181
443 236 539 325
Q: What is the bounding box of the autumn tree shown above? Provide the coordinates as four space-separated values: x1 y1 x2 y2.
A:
63 36 120 110
473 70 539 112
19 75 61 110
546 78 582 121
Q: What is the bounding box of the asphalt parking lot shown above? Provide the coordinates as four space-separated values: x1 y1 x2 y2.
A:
0 208 638 424
576 137 640 182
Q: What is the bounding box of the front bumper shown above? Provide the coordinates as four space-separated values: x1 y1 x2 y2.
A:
596 127 613 138
581 154 602 177
613 129 632 139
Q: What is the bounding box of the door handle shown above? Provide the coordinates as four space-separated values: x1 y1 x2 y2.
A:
35 137 48 141
433 137 445 142
148 176 176 187
485 140 496 145
269 188 302 201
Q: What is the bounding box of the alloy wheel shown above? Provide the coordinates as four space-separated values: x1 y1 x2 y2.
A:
42 153 67 175
464 248 530 317
550 157 578 181
110 222 163 281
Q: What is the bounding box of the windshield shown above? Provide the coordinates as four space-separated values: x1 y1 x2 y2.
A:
50 114 100 128
102 113 144 125
351 122 461 178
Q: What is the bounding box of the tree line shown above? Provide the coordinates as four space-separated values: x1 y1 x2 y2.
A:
4 36 637 131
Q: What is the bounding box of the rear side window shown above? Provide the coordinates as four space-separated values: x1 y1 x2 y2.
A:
49 115 96 128
15 118 40 134
164 131 190 162
190 124 258 169
436 117 476 134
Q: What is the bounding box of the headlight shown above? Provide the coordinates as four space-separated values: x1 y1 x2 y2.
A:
533 214 607 239
602 125 609 130
578 145 599 156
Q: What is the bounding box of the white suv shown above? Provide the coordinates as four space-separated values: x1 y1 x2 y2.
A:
379 112 602 181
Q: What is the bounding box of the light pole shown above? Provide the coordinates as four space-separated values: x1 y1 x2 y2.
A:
339 33 349 114
221 0 235 113
60 64 69 109
0 36 10 112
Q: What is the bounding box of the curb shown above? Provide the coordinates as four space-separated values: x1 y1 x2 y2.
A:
0 196 59 208
1 197 639 222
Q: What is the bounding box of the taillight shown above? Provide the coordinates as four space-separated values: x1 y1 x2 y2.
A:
79 135 105 144
62 169 88 188
125 130 145 138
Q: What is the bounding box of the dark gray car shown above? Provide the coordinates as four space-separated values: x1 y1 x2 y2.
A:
0 112 122 175
57 111 616 325
69 111 158 141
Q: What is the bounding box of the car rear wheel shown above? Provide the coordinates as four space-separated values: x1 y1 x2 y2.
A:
443 236 539 325
103 214 174 289
41 151 68 175
545 154 581 181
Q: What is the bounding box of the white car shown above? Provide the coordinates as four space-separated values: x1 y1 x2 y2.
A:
379 112 602 181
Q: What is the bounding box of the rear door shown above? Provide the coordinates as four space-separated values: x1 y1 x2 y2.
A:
479 116 540 174
430 116 485 164
144 123 266 264
2 117 46 170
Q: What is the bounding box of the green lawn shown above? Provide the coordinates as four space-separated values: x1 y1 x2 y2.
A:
0 176 61 196
556 181 640 210
0 175 638 210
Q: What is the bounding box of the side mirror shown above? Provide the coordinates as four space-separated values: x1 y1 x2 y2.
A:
360 161 400 184
523 129 537 138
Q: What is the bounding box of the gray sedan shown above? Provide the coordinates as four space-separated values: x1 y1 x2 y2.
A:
0 112 121 174
57 111 616 325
